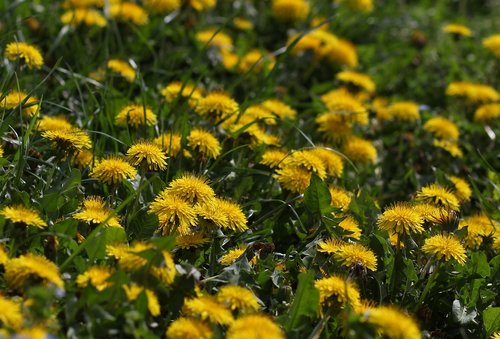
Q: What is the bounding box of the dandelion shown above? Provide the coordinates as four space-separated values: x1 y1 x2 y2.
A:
73 196 121 228
261 99 297 120
144 0 181 13
335 243 378 271
327 39 358 68
416 183 460 211
183 295 234 325
73 150 94 168
109 2 149 25
37 116 73 131
274 165 311 194
1 90 40 117
216 285 260 313
482 34 500 58
1 205 47 229
446 82 499 103
336 0 373 12
226 314 285 339
424 116 459 140
153 132 182 156
442 24 472 37
220 245 247 266
150 250 177 285
106 242 152 271
149 191 198 235
166 174 215 204
190 0 217 11
61 8 107 27
433 139 463 158
316 113 353 142
342 137 377 164
314 275 361 309
260 148 288 167
285 149 327 179
317 238 345 253
123 284 160 316
195 201 229 229
90 156 137 184
387 101 420 121
107 59 136 82
166 317 213 339
5 253 64 290
195 29 233 49
176 233 209 249
336 70 375 92
449 176 472 202
161 81 203 108
329 186 352 211
42 128 92 151
233 17 253 30
377 203 424 235
339 215 362 239
414 203 448 223
321 93 368 125
0 245 8 265
195 92 239 121
238 49 276 74
196 197 248 232
365 306 422 339
271 0 310 22
76 266 114 291
115 104 157 128
459 214 497 248
126 141 167 171
5 42 43 69
474 103 500 123
422 234 467 264
0 296 23 329
187 128 222 158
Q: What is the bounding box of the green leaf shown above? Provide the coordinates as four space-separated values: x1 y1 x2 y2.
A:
483 307 500 336
285 271 320 332
85 227 127 261
304 174 332 216
470 252 491 278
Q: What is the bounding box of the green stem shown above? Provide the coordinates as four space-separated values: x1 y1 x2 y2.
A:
415 260 440 311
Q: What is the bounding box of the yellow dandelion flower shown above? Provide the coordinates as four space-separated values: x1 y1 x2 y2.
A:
342 137 377 164
73 150 94 168
126 141 167 171
372 97 391 121
491 331 500 339
1 90 40 117
220 245 247 266
123 284 160 316
176 232 209 249
387 101 420 121
239 105 277 125
247 127 281 146
0 245 8 266
107 59 136 82
416 183 460 211
190 0 216 11
183 295 234 325
413 203 448 223
315 113 353 142
1 205 47 229
106 242 152 271
336 71 375 93
261 99 297 120
42 127 92 151
220 49 239 70
195 29 233 49
446 82 499 103
149 191 198 235
422 234 467 264
238 49 276 74
61 0 104 8
0 145 4 158
289 30 338 59
327 38 358 68
423 116 459 140
233 17 253 30
474 103 500 123
317 238 345 253
195 92 239 121
195 201 229 229
449 176 472 202
365 306 421 339
377 203 424 235
5 253 63 290
61 8 107 27
115 103 157 128
76 266 114 291
260 148 288 167
90 156 137 184
336 0 373 12
459 214 497 248
216 285 260 313
309 148 344 178
166 317 213 339
226 314 284 339
339 215 362 239
37 115 73 131
335 243 378 271
285 150 327 179
187 128 222 158
321 94 368 125
166 173 215 204
442 24 472 37
153 132 182 156
144 0 181 13
274 165 311 194
150 250 177 285
0 295 23 329
433 139 463 158
482 34 500 58
214 198 248 232
272 0 310 22
161 81 203 108
5 42 43 69
314 275 361 309
329 186 352 211
110 2 149 25
73 196 121 228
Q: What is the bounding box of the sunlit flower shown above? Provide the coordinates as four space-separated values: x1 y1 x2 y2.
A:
238 49 276 74
482 34 500 58
285 150 327 179
61 0 103 8
336 71 375 92
413 203 448 223
377 203 424 235
260 148 288 167
153 132 182 156
5 253 64 290
107 59 136 82
387 101 420 121
161 81 203 108
144 0 181 13
335 243 378 271
183 295 234 325
197 197 248 232
149 191 198 235
73 150 94 168
219 245 247 266
233 17 253 30
126 141 167 171
336 0 373 12
446 82 499 103
271 0 310 22
0 245 8 266
5 42 43 69
329 186 352 211
73 196 121 228
90 156 137 184
339 215 362 239
190 0 216 11
433 139 463 158
442 24 472 37
416 183 460 211
316 113 353 142
176 233 209 249
150 250 177 285
342 137 377 164
422 234 466 264
314 275 361 309
474 103 500 123
317 238 345 254
195 92 239 121
320 93 368 125
1 90 40 117
261 99 297 120
42 128 92 151
327 39 358 68
1 205 47 229
195 29 233 49
106 242 152 271
37 115 73 131
123 284 160 316
187 128 221 158
115 104 157 128
165 317 213 339
274 165 311 194
424 116 459 140
226 314 284 339
110 2 149 25
365 306 421 339
217 285 260 313
61 8 107 27
459 214 497 248
0 295 23 329
449 176 472 202
166 174 215 204
76 265 115 291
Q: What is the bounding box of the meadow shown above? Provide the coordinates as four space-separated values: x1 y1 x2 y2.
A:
0 0 499 338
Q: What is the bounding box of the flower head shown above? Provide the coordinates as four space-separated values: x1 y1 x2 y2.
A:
387 101 420 121
449 176 472 202
260 148 288 168
226 314 284 339
42 128 92 151
424 116 459 140
459 214 497 248
76 265 115 291
106 242 152 271
107 59 136 82
166 174 215 204
320 93 368 125
161 81 203 108
306 149 341 177
195 92 239 121
0 295 23 329
446 82 499 103
176 233 209 249
335 243 378 271
274 165 311 194
5 42 43 69
482 34 500 58
220 245 247 266
342 137 377 164
73 196 121 228
336 71 375 92
365 306 421 339
5 253 64 290
165 317 213 339
433 139 463 158
216 285 260 313
1 205 47 229
474 103 500 123
123 284 160 316
149 191 197 235
187 128 221 158
327 39 358 68
416 184 460 211
115 104 157 128
37 115 73 131
443 24 472 37
154 132 182 156
126 141 167 171
1 90 40 117
189 0 216 11
61 8 107 27
90 156 137 184
183 295 234 325
377 202 424 235
285 149 327 179
261 99 297 120
314 275 361 309
422 234 467 264
339 215 362 239
109 2 149 25
271 0 310 22
144 0 181 13
329 186 352 211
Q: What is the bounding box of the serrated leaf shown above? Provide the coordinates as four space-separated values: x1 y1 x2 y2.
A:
483 307 500 336
285 271 320 332
304 174 332 216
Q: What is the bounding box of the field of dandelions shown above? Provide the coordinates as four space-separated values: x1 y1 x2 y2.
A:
0 0 499 338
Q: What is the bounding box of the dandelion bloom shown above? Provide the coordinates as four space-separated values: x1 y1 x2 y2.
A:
175 233 209 249
190 0 216 11
274 165 311 194
233 17 253 30
195 29 233 49
187 128 221 158
317 238 345 254
327 38 358 68
195 92 239 121
61 8 107 27
446 82 499 103
166 174 215 204
123 284 160 316
342 137 377 164
219 245 247 266
414 203 448 223
329 186 352 211
261 99 297 120
321 93 368 125
482 34 500 58
260 148 288 168
144 0 181 13
1 205 47 229
335 243 378 271
432 139 463 158
422 234 466 264
0 296 23 329
474 103 500 123
76 266 115 291
387 101 420 121
90 156 137 184
285 149 327 179
153 132 182 156
216 285 260 313
459 214 497 248
126 141 167 171
316 113 353 142
449 176 472 202
107 59 136 82
149 192 197 235
165 317 213 339
115 104 157 128
5 42 43 69
365 306 422 339
37 115 73 131
196 197 248 232
73 150 94 168
271 0 310 22
150 250 177 285
423 116 459 140
73 196 121 228
416 183 460 211
183 295 234 325
161 81 203 108
336 70 375 92
5 253 64 290
238 49 276 74
339 215 362 239
377 203 424 235
314 275 361 309
442 24 472 37
106 242 152 271
42 127 92 151
226 314 285 339
336 0 373 12
1 90 40 117
109 2 149 25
